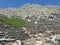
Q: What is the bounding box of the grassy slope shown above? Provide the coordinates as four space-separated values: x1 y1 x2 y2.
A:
0 17 27 28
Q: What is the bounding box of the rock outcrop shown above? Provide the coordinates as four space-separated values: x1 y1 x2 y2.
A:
0 3 60 18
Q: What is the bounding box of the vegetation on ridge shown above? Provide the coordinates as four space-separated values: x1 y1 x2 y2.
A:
0 17 27 28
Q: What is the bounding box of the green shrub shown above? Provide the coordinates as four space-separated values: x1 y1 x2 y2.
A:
0 17 27 28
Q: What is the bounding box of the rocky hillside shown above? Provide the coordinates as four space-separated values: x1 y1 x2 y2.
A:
0 4 60 40
0 3 60 18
